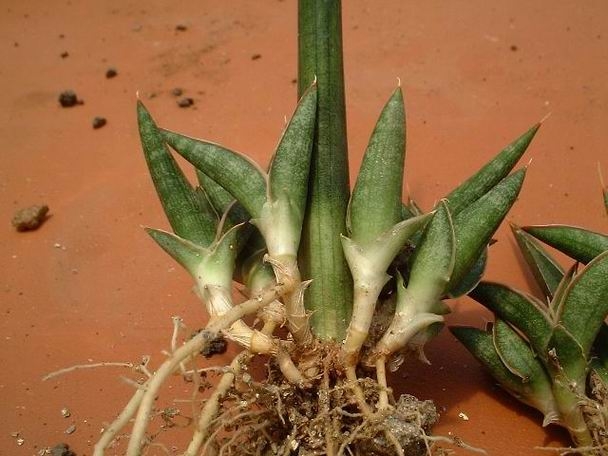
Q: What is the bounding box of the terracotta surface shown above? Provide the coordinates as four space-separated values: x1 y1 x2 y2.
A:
1 1 606 454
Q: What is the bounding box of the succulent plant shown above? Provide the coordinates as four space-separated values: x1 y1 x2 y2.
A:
452 185 608 455
91 2 543 455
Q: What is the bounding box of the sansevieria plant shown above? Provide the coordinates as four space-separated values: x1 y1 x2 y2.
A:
90 2 543 455
452 181 608 455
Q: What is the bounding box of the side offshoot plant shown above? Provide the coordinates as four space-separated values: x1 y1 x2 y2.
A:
453 180 608 455
84 2 545 455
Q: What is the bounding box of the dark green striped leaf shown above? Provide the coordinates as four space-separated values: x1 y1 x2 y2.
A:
522 225 608 264
447 248 487 298
268 84 317 228
298 0 352 341
511 224 564 301
556 251 608 356
470 282 552 356
138 101 217 247
444 124 539 215
451 325 558 419
407 201 454 302
349 88 405 245
161 129 267 219
450 169 526 290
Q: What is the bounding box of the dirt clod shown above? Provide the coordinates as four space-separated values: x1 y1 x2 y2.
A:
92 117 107 129
12 204 49 231
200 334 228 358
177 97 194 108
60 51 69 58
175 24 188 31
251 53 262 60
171 87 183 97
58 90 82 107
105 68 117 78
50 442 76 456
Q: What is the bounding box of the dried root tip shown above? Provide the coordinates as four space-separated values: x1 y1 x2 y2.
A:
542 411 561 427
264 254 297 285
224 325 278 355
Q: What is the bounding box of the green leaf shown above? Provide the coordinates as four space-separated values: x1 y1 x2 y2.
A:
401 199 423 220
342 213 432 284
511 223 564 301
161 129 267 219
450 169 527 290
522 225 608 264
268 84 317 228
349 88 405 245
599 163 608 215
556 250 608 356
493 320 546 383
298 0 352 341
545 326 587 388
137 101 217 247
447 247 487 298
145 227 208 275
407 201 455 303
196 170 249 226
590 324 608 388
548 262 577 321
444 123 540 215
451 325 558 420
470 282 552 356
193 187 220 225
146 224 243 283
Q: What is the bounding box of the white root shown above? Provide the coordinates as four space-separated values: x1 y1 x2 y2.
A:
43 361 141 381
93 387 146 456
124 283 284 456
183 352 248 456
376 356 390 410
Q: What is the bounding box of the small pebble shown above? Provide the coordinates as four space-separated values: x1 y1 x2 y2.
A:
58 90 82 107
105 67 117 78
171 87 183 97
177 97 194 108
12 204 49 231
458 411 470 421
60 407 71 418
92 117 107 129
64 424 76 434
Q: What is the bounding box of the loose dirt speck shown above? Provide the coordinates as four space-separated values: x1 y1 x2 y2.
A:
58 90 82 107
171 87 183 97
92 117 107 129
177 97 194 108
105 68 117 78
12 204 49 231
175 24 188 31
60 51 69 58
251 53 262 60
